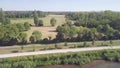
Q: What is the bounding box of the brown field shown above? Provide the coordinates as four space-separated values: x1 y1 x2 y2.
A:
25 26 57 42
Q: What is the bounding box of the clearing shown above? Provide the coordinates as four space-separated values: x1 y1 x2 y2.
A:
25 26 57 42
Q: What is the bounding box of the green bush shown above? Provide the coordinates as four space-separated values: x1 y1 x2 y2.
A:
12 61 35 68
0 63 11 68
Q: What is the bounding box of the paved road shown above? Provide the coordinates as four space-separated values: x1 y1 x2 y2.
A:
0 46 120 58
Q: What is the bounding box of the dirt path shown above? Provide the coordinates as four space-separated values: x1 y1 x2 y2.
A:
0 46 120 58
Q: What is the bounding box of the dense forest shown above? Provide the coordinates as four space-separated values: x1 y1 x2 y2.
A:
56 10 120 42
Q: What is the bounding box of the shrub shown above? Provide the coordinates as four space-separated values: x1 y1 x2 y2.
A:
64 42 68 46
38 20 43 26
74 44 78 48
0 63 11 68
55 43 58 49
12 61 35 68
24 22 30 31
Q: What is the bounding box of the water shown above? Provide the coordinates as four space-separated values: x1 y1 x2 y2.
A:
83 60 120 68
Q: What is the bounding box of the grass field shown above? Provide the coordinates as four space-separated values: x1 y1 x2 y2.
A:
0 40 120 54
11 15 66 26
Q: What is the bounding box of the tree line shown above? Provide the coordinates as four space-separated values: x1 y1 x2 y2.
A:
5 10 46 18
55 24 120 42
66 10 120 31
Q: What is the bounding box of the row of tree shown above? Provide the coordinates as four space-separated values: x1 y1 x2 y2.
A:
56 24 120 42
5 10 46 18
5 10 72 18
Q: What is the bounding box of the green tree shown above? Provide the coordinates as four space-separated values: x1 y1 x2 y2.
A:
0 8 5 24
33 11 39 26
29 35 36 43
38 20 43 26
5 17 10 25
50 18 56 26
97 25 103 32
17 33 27 44
66 19 73 26
24 22 30 31
56 32 64 42
0 24 20 45
0 8 10 25
29 31 42 43
16 23 25 32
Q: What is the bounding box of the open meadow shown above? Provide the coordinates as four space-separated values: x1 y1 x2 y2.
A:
11 15 66 26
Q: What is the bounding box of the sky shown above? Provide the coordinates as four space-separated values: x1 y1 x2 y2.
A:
0 0 120 11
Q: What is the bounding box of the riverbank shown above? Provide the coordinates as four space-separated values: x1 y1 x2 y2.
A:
83 60 120 68
1 49 120 68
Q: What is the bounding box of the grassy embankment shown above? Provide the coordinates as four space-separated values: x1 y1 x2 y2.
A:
0 49 120 68
0 40 120 54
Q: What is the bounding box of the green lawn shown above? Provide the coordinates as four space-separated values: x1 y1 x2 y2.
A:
10 15 66 26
